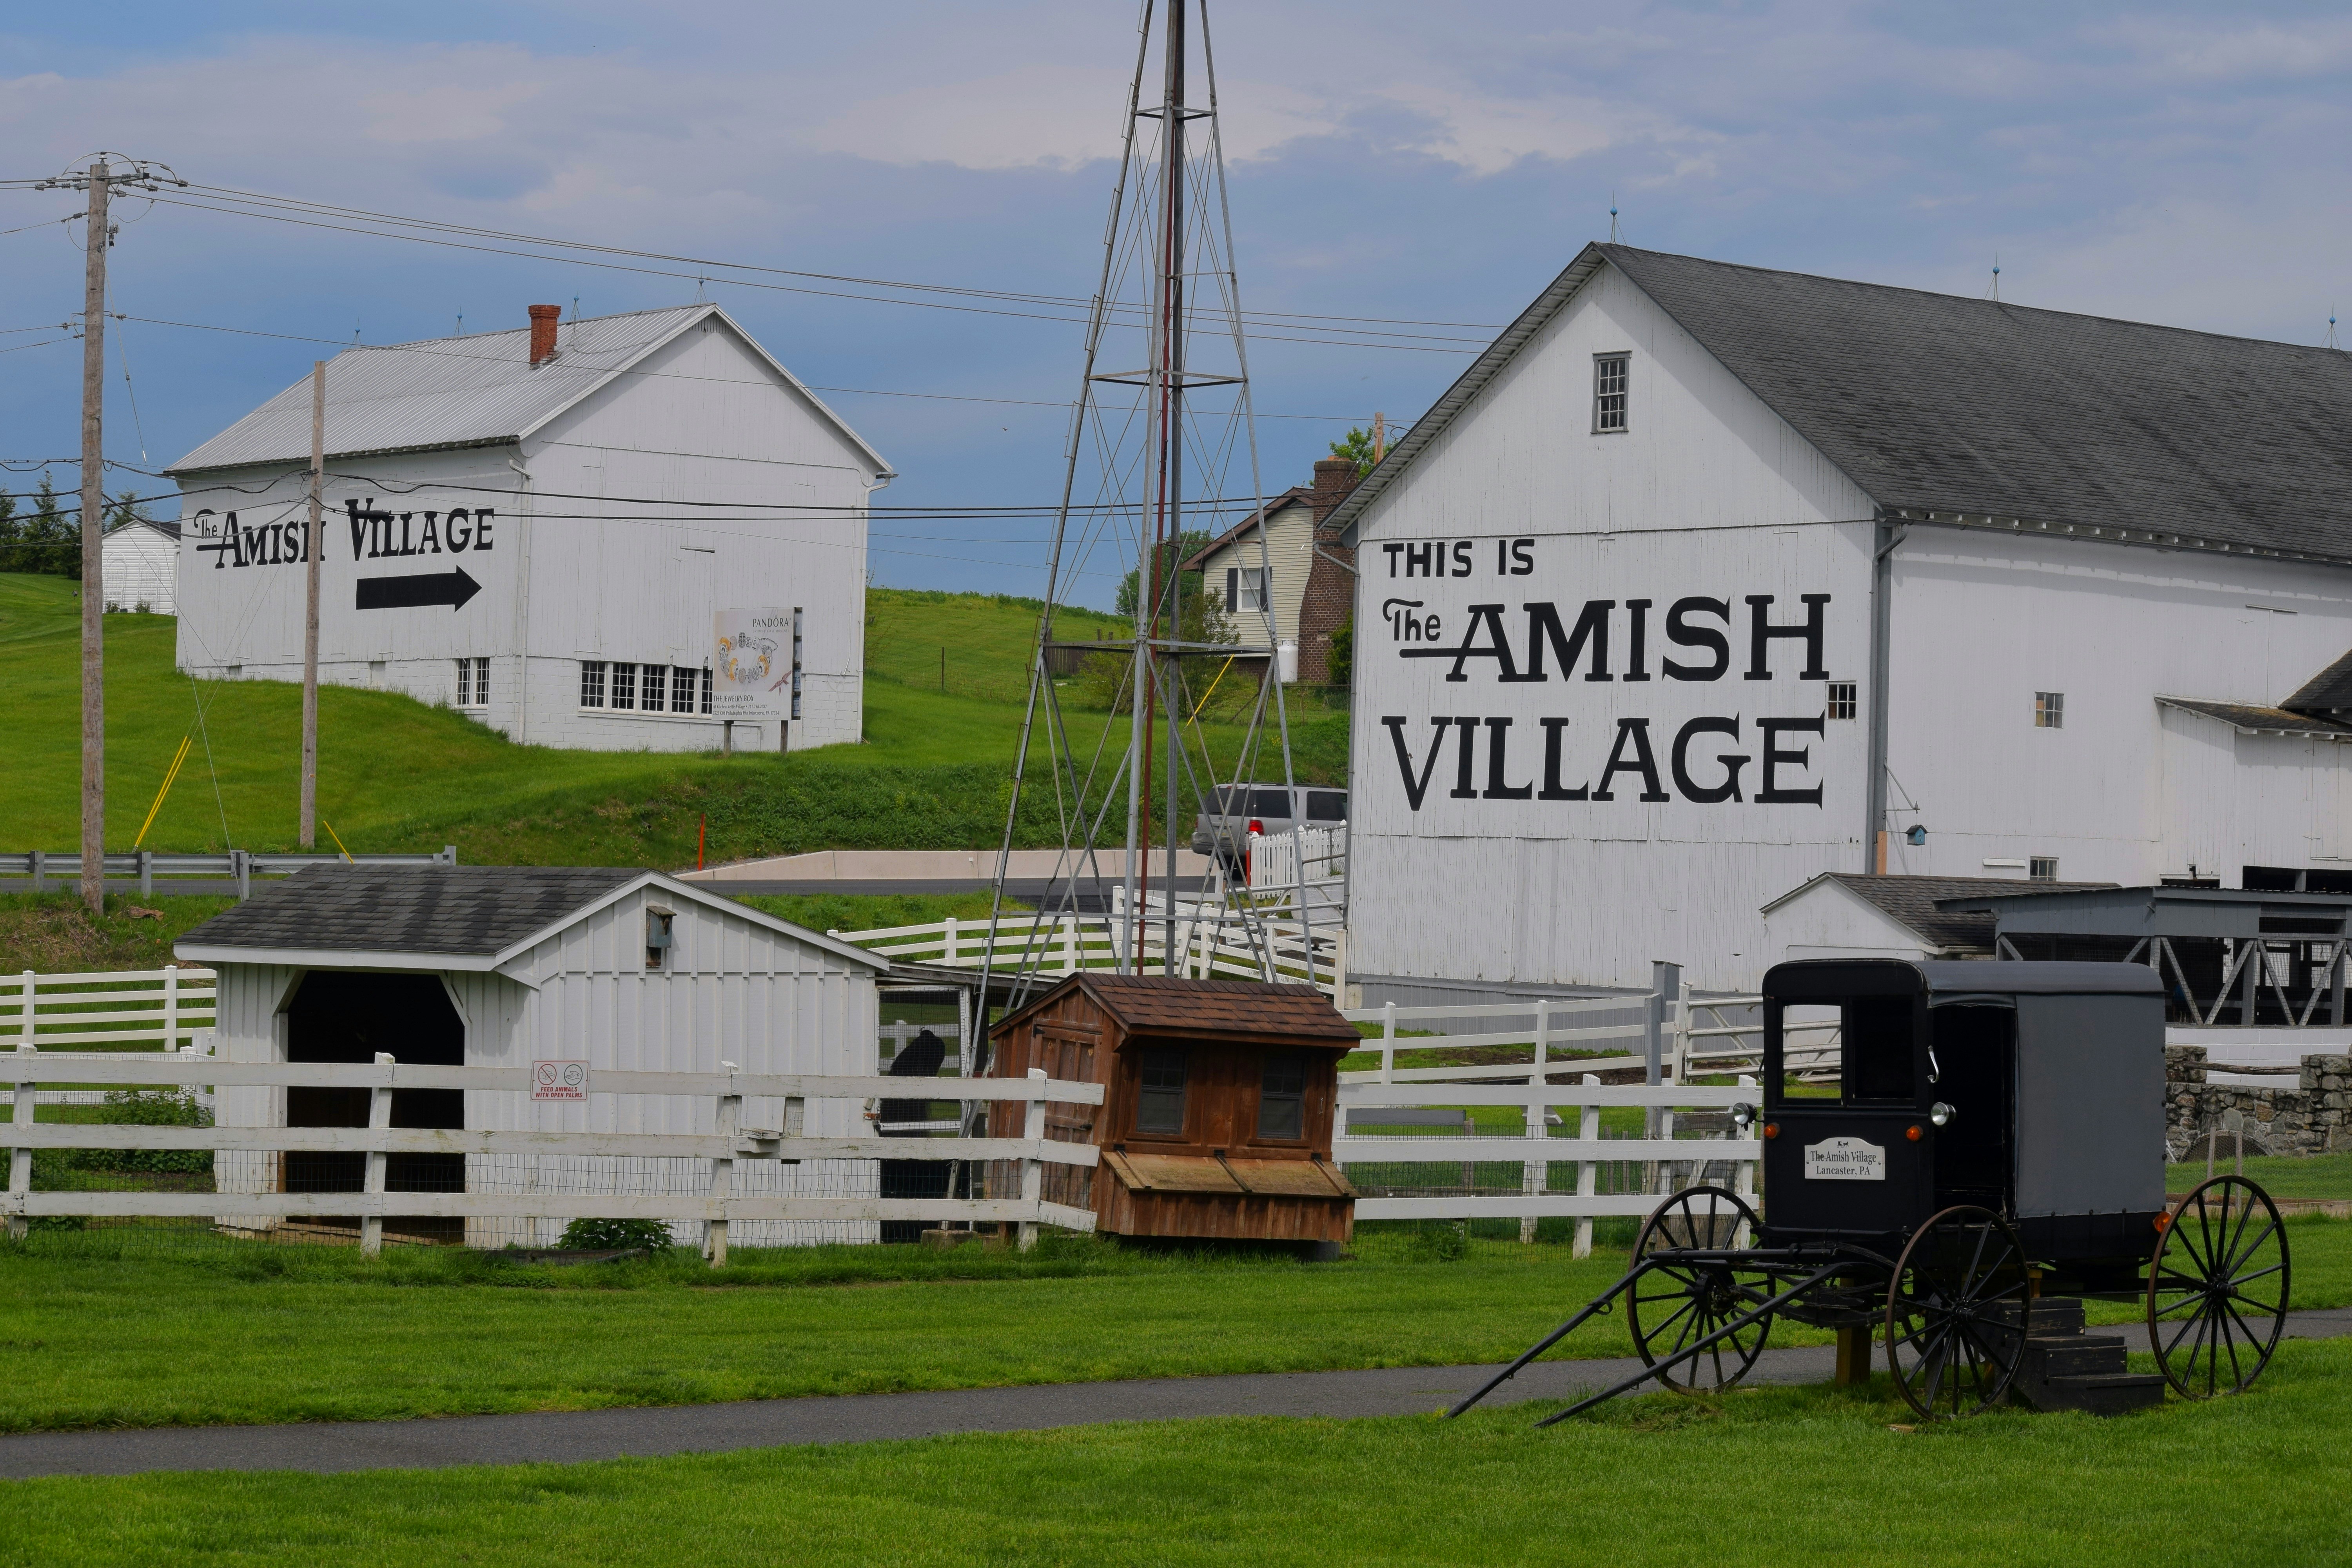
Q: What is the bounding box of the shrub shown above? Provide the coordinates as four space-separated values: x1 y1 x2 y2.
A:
556 1218 674 1254
55 1087 212 1175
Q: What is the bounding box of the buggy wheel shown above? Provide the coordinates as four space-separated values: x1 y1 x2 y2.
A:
2147 1175 2289 1399
1886 1204 2029 1420
1626 1185 1773 1394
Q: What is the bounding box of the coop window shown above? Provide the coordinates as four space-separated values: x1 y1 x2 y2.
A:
1256 1053 1306 1140
2034 691 2064 728
1136 1047 1189 1136
1842 996 1915 1103
645 907 674 970
578 660 607 708
1593 354 1629 433
1224 566 1267 613
1826 681 1857 720
610 662 637 711
641 663 668 713
673 665 698 713
2029 856 2059 882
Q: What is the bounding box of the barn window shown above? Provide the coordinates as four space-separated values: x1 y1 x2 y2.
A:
641 664 667 713
2029 856 2059 882
699 666 714 715
645 907 675 969
1825 681 1857 720
2034 691 2064 728
1593 354 1629 433
672 665 698 713
1224 566 1267 613
578 661 607 708
1256 1053 1306 1140
790 608 804 721
454 656 489 709
1136 1047 1188 1135
610 662 637 711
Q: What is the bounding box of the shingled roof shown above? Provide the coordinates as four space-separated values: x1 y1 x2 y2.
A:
2158 697 2352 739
992 973 1360 1046
1331 243 2352 564
1766 873 2118 954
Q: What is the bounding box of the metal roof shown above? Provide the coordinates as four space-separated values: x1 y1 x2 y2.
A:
1931 884 2352 942
1333 243 2352 567
1761 872 2117 953
166 305 891 478
1767 956 2165 998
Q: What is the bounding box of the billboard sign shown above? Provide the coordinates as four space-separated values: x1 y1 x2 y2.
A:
713 607 794 720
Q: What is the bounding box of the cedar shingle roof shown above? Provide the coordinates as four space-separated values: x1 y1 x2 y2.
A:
180 865 643 957
993 973 1360 1045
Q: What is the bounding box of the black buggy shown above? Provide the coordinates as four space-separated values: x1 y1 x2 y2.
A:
1454 959 2292 1423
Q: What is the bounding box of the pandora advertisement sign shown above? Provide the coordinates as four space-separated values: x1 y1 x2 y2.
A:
1366 530 1861 830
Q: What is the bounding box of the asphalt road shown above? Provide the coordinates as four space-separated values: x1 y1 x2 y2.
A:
5 1307 2346 1479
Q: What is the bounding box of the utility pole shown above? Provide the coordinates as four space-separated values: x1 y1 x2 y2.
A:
301 361 324 848
36 153 183 913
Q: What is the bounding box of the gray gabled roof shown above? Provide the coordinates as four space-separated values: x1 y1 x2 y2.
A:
2285 648 2352 714
1764 872 2116 953
2158 697 2352 739
1334 243 2352 565
166 305 891 479
175 864 887 971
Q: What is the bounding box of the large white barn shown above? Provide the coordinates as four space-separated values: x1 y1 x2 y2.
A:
166 304 892 753
1332 245 2352 996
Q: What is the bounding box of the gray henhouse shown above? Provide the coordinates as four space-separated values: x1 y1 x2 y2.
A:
177 864 887 1247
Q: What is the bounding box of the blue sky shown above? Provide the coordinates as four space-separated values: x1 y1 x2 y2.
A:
4 2 2348 607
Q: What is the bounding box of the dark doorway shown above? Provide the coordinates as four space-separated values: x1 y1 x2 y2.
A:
1930 1005 2014 1212
283 971 466 1241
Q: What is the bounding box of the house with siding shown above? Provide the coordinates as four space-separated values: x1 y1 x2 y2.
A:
1184 456 1359 683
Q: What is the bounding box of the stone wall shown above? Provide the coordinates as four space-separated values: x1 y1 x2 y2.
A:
2164 1045 2352 1159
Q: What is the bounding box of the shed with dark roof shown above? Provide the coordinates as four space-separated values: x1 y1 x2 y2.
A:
180 864 887 1248
985 974 1359 1244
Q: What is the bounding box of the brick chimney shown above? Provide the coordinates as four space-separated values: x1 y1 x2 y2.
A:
1312 456 1358 495
528 303 562 366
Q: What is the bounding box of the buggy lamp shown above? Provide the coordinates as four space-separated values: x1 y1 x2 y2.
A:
1761 1122 1779 1140
1929 1101 1957 1127
1730 1101 1756 1132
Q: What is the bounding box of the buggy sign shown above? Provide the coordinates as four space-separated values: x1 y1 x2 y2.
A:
1802 1137 1884 1181
532 1060 589 1102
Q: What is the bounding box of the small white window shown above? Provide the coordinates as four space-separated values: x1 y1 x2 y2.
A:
611 662 637 711
1224 566 1267 613
1594 354 1629 433
456 659 473 708
672 665 697 713
2029 856 2059 882
578 661 607 708
2034 691 2064 728
1826 681 1857 720
641 663 667 714
699 666 714 715
455 656 489 709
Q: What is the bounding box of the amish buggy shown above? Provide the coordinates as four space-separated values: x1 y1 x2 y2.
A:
1453 959 2291 1424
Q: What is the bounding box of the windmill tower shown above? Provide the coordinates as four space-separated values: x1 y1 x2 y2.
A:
977 0 1319 1016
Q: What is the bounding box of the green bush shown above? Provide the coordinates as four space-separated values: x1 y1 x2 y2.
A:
555 1218 675 1254
46 1088 213 1176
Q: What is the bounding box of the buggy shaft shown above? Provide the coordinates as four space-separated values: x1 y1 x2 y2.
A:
1445 1258 1655 1418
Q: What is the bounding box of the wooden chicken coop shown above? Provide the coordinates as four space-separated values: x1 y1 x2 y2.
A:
986 975 1361 1243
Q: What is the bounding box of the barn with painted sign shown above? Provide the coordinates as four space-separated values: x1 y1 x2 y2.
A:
165 304 891 752
1332 244 2352 996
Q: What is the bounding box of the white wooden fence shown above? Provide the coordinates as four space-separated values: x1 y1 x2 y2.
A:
4 1046 1102 1260
5 966 216 1052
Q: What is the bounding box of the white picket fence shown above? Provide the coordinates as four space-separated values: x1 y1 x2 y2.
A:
3 1046 1102 1259
4 967 219 1109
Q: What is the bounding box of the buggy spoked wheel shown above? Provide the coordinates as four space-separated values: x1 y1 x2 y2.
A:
1886 1205 2029 1420
2147 1175 2289 1399
1626 1185 1774 1394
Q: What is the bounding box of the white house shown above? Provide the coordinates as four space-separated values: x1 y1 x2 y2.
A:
177 864 890 1247
165 304 893 753
100 518 181 615
1330 244 2352 996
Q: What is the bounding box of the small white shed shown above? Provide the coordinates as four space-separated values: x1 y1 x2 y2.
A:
176 864 889 1248
101 518 181 615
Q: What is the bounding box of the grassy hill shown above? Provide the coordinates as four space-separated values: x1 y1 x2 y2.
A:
0 573 1347 868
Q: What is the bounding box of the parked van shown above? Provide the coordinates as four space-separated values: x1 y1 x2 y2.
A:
1192 784 1347 871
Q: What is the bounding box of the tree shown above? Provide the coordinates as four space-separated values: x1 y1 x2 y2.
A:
1114 529 1216 623
1330 426 1380 477
0 475 79 578
102 488 153 532
1327 610 1353 689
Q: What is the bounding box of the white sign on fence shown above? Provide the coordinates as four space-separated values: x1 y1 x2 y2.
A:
532 1060 589 1102
1802 1136 1884 1181
713 607 793 720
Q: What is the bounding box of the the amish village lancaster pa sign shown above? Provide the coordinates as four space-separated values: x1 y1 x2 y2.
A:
190 497 494 611
1372 533 1851 824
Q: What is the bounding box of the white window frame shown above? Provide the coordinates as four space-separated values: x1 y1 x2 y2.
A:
2029 856 2060 882
2035 691 2064 729
1224 565 1267 613
578 660 607 709
641 662 667 714
1825 681 1858 721
1593 352 1630 434
610 661 637 711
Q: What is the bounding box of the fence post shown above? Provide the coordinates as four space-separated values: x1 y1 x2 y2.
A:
1521 1000 1550 1244
708 1060 739 1268
944 916 959 968
1061 916 1078 974
6 1044 37 1243
1573 1072 1600 1260
161 964 178 1053
17 972 32 1049
1380 999 1397 1085
1734 1074 1758 1248
138 849 153 900
360 1052 394 1258
1644 961 1680 1195
233 849 252 902
1018 1066 1047 1252
29 851 44 893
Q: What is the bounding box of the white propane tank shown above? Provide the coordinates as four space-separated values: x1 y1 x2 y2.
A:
1277 639 1298 684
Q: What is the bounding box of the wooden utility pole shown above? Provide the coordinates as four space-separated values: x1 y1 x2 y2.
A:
301 361 324 848
1372 411 1386 464
76 160 111 914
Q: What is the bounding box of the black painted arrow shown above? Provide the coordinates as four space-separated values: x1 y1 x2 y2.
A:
355 566 481 612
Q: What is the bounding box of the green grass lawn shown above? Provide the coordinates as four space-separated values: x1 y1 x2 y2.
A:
8 1339 2349 1567
2167 1151 2352 1201
2 1218 2344 1436
0 572 1347 866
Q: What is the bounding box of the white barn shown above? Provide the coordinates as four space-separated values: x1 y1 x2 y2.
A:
165 304 892 753
100 518 182 615
177 864 889 1247
1331 244 2352 996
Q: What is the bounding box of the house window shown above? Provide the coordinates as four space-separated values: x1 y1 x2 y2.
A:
455 657 489 709
2034 691 2064 728
611 662 637 711
1256 1053 1306 1140
579 661 607 708
1593 353 1629 433
790 608 804 722
673 666 698 714
645 907 674 970
1136 1047 1188 1136
2029 857 2059 882
1826 681 1857 720
1224 566 1267 613
640 664 667 713
699 666 714 715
